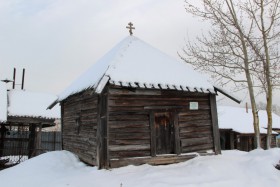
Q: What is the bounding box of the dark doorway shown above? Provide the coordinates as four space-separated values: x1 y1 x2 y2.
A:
155 112 175 154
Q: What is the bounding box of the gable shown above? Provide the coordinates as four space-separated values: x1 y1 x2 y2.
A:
58 36 214 101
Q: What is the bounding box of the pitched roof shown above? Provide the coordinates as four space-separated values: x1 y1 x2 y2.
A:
0 82 7 122
218 106 279 134
58 36 215 101
8 90 60 119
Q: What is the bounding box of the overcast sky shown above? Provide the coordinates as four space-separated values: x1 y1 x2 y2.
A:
0 0 202 92
0 0 278 106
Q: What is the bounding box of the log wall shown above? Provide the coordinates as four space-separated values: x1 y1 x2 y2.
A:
62 90 98 165
178 96 214 153
107 87 216 166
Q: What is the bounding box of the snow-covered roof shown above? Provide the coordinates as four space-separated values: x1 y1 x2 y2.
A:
58 36 215 101
0 82 7 122
218 106 279 134
8 90 60 119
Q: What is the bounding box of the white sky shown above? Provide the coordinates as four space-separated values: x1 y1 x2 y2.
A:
0 0 202 92
0 0 278 106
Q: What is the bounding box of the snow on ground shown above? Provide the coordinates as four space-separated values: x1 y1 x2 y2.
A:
0 149 280 187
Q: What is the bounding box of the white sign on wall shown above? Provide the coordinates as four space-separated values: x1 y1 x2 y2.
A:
189 102 199 110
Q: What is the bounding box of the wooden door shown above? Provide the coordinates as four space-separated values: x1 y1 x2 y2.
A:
155 112 175 154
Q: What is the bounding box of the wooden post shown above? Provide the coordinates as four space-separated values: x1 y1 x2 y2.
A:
209 94 221 154
13 68 16 89
21 68 25 90
61 101 64 150
230 131 234 149
173 112 181 155
96 87 109 169
35 124 42 156
28 124 36 158
149 112 156 157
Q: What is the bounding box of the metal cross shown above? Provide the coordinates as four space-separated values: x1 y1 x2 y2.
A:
126 22 135 35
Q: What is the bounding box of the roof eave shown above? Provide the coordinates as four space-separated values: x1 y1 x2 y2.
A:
214 86 241 104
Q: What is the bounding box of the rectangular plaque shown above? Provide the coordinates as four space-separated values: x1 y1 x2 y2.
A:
189 102 199 110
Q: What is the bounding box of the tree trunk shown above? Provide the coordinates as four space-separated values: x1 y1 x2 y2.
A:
228 0 261 148
259 0 273 149
245 69 261 148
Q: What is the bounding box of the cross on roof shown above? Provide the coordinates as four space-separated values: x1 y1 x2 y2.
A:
126 22 135 36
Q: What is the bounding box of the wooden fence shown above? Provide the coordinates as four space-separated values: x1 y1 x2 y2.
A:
0 131 61 165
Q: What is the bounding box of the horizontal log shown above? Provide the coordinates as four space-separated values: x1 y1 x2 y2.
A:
109 127 150 134
108 121 149 128
109 153 203 168
109 108 148 113
110 150 151 159
109 88 162 96
179 132 213 139
109 144 150 152
181 137 213 147
179 110 210 117
181 143 214 153
179 115 211 122
179 126 212 134
179 121 211 128
109 115 149 121
109 132 150 140
109 139 150 145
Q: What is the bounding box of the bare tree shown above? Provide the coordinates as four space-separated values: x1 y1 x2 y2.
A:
241 0 280 148
180 0 261 148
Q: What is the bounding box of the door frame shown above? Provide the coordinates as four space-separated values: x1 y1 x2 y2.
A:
149 109 181 157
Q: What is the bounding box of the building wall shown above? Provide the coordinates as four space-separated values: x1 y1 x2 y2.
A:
220 130 277 151
107 87 216 167
62 90 98 165
61 86 219 168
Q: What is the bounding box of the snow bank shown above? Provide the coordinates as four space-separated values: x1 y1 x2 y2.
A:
0 82 7 122
0 149 279 187
8 90 60 119
218 106 280 134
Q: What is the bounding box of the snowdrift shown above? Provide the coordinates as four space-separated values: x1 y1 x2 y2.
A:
0 149 279 187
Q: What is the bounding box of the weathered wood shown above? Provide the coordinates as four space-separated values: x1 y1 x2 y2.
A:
144 106 184 110
179 126 212 134
181 143 214 152
110 150 151 159
28 124 36 158
7 116 55 127
108 121 149 128
181 137 213 147
109 139 150 145
109 87 162 95
109 132 150 140
174 112 181 155
109 144 150 152
61 84 219 169
209 94 221 154
154 112 175 155
61 101 64 150
62 92 98 166
109 153 208 168
96 87 109 169
230 131 234 149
